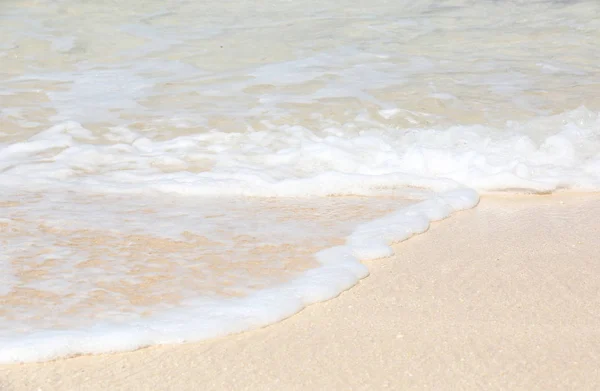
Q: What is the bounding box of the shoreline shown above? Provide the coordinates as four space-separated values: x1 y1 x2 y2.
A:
0 190 476 364
2 193 600 390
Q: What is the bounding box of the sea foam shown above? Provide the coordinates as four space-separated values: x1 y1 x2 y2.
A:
1 108 599 195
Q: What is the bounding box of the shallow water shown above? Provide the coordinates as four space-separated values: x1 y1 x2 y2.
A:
1 0 599 362
1 192 413 328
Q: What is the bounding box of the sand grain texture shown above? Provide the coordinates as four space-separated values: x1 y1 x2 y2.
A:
2 195 600 390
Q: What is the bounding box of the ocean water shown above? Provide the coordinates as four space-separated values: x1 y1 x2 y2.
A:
1 0 599 362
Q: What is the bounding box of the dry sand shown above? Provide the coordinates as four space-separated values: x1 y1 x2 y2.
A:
1 194 600 390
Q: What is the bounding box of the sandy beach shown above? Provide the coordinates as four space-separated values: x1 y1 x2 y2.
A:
2 194 599 390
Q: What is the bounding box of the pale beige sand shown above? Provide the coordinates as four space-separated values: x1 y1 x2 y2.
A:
2 194 600 390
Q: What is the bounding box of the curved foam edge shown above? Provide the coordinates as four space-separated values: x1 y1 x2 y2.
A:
0 188 479 364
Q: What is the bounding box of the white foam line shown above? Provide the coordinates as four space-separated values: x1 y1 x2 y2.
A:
0 188 479 364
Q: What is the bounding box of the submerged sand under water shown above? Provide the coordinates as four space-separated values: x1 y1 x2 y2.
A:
1 191 416 334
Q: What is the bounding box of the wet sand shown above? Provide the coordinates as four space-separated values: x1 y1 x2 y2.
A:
2 194 600 390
